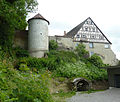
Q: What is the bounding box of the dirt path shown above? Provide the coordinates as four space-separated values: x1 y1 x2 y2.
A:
67 88 120 102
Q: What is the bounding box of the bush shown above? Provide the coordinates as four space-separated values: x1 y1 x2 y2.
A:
53 61 107 81
16 50 79 71
13 47 29 58
19 63 30 71
0 62 53 102
48 50 78 64
49 40 58 50
17 57 60 71
75 44 89 58
88 54 105 67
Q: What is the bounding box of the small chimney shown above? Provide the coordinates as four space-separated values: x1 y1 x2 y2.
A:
64 31 67 36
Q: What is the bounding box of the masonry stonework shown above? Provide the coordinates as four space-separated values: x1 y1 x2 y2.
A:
49 36 118 66
14 14 118 65
28 13 49 58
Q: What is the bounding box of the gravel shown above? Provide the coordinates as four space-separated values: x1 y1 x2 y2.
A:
67 88 120 102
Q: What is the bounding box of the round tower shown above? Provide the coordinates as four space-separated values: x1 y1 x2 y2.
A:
28 13 50 58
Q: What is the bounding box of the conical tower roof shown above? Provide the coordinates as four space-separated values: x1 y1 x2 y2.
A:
28 13 50 25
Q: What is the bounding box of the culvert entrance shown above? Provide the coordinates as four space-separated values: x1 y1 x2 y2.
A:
77 80 89 91
72 78 91 91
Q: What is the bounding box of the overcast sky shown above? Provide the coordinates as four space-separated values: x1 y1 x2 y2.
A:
27 0 120 60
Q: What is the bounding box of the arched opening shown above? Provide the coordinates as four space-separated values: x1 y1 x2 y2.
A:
72 78 91 91
77 80 89 91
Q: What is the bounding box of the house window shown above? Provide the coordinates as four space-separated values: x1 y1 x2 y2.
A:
91 35 95 39
96 28 99 32
99 35 104 40
86 21 89 24
89 51 94 57
85 27 88 31
81 34 86 38
89 27 91 32
75 43 79 47
92 28 95 32
90 21 93 25
76 34 80 38
89 42 94 48
105 44 109 49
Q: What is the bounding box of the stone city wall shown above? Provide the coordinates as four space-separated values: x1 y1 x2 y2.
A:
14 33 118 65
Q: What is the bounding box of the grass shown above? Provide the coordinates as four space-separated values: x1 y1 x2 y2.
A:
52 91 76 102
79 89 105 94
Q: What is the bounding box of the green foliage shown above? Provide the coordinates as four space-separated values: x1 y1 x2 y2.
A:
17 50 79 71
18 57 60 71
19 63 30 71
75 44 89 58
0 0 38 48
53 61 107 80
48 50 78 64
52 91 76 102
49 40 58 50
0 62 53 102
88 54 105 67
13 47 29 58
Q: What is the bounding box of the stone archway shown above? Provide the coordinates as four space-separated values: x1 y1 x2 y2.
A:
77 80 89 91
72 78 91 91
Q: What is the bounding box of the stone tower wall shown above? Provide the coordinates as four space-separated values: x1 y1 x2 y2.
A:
28 19 48 58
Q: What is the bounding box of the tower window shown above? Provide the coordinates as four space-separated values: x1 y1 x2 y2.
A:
89 42 94 48
40 32 42 35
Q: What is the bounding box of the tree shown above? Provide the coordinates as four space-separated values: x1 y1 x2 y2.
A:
75 43 89 58
88 54 105 67
0 0 38 49
49 40 58 50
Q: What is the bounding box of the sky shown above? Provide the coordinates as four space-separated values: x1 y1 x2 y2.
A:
27 0 120 60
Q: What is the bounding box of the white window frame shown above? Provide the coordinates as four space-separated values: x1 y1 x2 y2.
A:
76 34 80 38
81 34 86 38
89 42 94 48
105 44 109 49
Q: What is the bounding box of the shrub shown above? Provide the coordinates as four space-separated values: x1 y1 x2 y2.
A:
49 40 58 50
48 50 78 64
18 57 60 71
13 47 29 58
88 54 105 67
75 44 89 58
53 61 107 81
17 50 79 71
0 62 53 102
19 63 30 71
